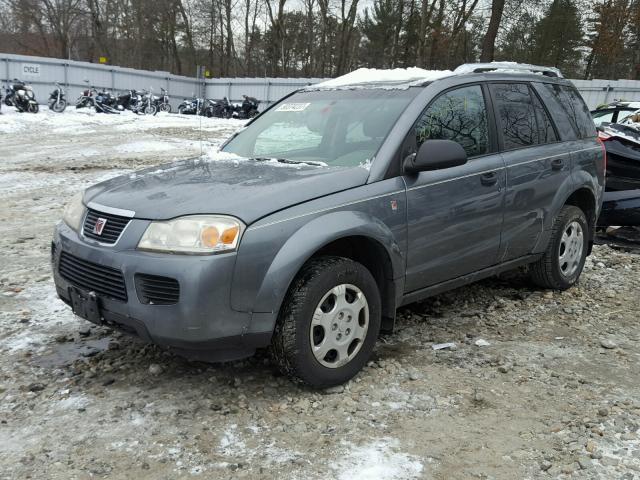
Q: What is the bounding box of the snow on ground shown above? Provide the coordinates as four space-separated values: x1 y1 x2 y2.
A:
0 106 245 135
332 438 424 480
0 107 243 173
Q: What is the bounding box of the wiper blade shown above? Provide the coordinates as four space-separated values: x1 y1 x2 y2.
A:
275 158 326 167
253 157 326 167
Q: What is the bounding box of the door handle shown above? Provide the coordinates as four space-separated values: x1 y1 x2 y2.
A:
480 171 498 186
551 158 564 170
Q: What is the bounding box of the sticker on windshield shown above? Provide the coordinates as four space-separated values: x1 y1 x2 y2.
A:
276 103 310 112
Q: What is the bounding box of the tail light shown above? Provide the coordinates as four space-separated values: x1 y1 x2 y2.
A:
596 136 608 173
597 130 612 141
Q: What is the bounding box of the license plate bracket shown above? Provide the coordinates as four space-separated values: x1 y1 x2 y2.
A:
68 286 102 324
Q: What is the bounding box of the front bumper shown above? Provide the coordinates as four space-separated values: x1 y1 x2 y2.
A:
52 221 269 361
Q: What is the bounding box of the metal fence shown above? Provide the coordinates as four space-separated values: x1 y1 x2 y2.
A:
0 53 324 110
0 53 206 110
570 79 640 109
2 52 640 110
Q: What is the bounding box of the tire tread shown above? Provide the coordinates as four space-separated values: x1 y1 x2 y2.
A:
270 256 379 387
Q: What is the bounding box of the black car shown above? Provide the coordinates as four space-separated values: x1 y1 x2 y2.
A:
598 123 640 191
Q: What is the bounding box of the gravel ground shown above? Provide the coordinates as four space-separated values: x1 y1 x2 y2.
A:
1 108 640 480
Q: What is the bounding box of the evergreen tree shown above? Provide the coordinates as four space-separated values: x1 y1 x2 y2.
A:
530 0 584 77
359 0 404 68
496 10 537 64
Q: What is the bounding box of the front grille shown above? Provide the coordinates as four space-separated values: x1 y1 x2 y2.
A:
135 274 180 305
83 209 131 244
59 251 127 301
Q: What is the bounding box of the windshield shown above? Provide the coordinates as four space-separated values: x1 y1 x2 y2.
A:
221 88 419 167
592 109 615 126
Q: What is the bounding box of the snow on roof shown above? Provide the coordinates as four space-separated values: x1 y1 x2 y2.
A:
603 122 640 144
310 67 453 89
454 61 562 78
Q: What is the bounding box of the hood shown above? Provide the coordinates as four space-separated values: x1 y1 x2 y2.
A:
84 157 370 224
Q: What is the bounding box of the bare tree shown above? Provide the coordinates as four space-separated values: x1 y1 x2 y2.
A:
480 0 505 61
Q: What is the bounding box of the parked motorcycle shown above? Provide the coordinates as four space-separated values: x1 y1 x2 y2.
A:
202 98 227 118
4 79 23 106
48 82 67 113
133 90 157 115
115 89 137 111
6 79 39 113
178 96 204 115
95 89 120 113
233 95 260 119
155 88 171 113
203 96 259 119
76 85 119 114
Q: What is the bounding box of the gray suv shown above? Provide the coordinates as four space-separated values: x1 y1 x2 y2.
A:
52 63 605 387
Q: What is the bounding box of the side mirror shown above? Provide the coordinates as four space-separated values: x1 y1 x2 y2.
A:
404 139 468 174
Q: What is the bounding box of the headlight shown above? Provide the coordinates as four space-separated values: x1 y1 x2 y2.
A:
138 215 244 254
62 192 86 232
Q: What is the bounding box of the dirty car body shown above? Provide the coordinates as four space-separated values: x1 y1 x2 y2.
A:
52 65 605 386
599 122 640 192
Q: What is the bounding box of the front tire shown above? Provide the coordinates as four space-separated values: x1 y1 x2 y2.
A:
270 256 381 387
530 205 589 290
52 100 66 113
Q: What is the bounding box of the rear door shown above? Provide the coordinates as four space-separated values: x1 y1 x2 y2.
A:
489 82 571 261
534 82 603 208
403 84 506 292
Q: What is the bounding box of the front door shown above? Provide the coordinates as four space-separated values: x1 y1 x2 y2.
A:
403 84 506 292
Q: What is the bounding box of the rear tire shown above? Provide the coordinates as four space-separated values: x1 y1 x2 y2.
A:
530 205 589 290
270 256 381 388
160 104 172 113
178 105 186 115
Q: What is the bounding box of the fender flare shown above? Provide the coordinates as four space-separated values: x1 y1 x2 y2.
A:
249 210 404 333
534 177 598 254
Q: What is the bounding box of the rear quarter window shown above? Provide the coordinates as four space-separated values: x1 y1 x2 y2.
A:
534 83 596 140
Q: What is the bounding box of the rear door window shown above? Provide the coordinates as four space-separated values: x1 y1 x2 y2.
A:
414 85 489 158
537 83 596 139
490 83 542 150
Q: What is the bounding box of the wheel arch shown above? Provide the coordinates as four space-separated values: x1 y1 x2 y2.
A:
248 211 404 336
563 187 597 254
534 182 598 256
564 187 597 228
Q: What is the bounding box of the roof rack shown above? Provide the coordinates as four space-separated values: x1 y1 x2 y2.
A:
454 62 563 78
